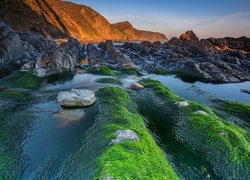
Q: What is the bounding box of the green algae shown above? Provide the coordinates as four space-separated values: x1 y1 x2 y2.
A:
120 67 142 76
58 87 178 179
96 78 121 85
96 87 178 179
212 99 250 123
88 66 116 76
140 79 250 178
1 71 43 90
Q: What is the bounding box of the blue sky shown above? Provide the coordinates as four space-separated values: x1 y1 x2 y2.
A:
69 0 250 38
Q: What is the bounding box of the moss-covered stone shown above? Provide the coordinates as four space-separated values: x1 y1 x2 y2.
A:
212 99 250 126
88 66 116 76
95 87 178 179
96 78 121 85
151 68 168 75
120 67 142 76
1 71 43 90
140 79 250 178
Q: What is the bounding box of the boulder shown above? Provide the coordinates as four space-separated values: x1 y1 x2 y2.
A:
111 130 140 144
180 30 199 42
57 89 96 107
130 82 144 90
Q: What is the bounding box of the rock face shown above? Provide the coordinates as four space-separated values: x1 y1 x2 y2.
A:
34 38 84 77
0 0 167 42
0 20 56 77
111 130 140 145
57 89 96 107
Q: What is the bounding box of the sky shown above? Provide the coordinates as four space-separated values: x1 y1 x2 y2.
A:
69 0 250 38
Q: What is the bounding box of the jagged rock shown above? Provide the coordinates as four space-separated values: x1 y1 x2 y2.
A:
57 89 96 107
180 30 199 42
111 130 140 144
141 41 152 47
130 83 144 90
166 37 183 46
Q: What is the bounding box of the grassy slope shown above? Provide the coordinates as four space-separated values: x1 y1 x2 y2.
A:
140 79 250 178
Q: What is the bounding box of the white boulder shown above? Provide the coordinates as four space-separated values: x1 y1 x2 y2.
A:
57 89 96 107
111 130 140 144
178 101 189 108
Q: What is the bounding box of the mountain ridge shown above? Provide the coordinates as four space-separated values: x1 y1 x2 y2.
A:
0 0 167 42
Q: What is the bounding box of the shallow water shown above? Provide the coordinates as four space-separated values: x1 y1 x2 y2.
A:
14 73 249 178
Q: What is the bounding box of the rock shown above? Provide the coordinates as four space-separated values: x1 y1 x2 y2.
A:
21 60 37 71
241 89 250 94
166 37 184 46
180 30 199 42
130 82 144 90
111 130 140 144
193 110 209 115
141 41 152 47
152 41 162 48
177 101 189 108
57 89 96 107
54 109 85 127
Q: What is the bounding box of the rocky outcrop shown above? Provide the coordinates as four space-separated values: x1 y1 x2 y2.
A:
0 20 55 77
34 38 84 77
0 0 167 42
119 31 250 83
180 30 199 42
111 21 167 42
57 89 96 107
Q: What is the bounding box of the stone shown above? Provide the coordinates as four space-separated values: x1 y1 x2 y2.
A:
130 82 144 90
180 30 199 42
54 109 85 127
193 110 209 115
111 130 140 144
57 89 96 107
178 101 189 108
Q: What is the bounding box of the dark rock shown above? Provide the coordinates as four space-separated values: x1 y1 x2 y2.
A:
180 30 199 42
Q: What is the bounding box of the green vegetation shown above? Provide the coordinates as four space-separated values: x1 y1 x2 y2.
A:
88 66 116 76
140 79 250 177
151 68 168 75
1 71 43 90
95 87 178 179
46 71 74 84
120 67 142 76
0 91 30 101
213 99 250 123
96 78 121 85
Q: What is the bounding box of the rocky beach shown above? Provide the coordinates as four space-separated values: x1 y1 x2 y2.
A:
0 0 250 179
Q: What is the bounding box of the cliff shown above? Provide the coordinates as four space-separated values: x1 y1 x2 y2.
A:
0 0 167 42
